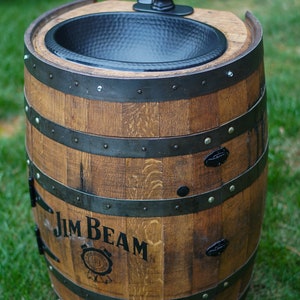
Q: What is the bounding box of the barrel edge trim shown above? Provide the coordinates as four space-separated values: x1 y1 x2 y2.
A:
45 247 257 300
24 11 263 102
24 87 266 158
26 143 268 217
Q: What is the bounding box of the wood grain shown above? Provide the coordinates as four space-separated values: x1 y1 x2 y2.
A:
24 1 267 299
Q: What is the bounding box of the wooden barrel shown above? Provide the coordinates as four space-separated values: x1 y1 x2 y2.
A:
24 1 268 299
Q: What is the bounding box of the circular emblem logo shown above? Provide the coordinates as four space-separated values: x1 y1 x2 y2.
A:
81 244 113 277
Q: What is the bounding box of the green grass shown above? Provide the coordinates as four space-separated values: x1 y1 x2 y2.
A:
0 0 299 299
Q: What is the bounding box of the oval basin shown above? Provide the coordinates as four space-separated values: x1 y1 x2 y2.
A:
45 12 227 72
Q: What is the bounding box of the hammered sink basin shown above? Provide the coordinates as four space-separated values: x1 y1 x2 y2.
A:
45 12 227 72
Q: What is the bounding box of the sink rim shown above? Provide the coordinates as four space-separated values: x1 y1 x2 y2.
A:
45 12 227 72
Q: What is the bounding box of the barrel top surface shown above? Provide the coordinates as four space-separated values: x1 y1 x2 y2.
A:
26 0 253 79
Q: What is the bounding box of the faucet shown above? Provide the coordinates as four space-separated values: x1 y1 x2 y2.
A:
133 0 193 16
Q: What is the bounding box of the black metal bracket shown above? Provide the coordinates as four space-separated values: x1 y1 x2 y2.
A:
28 177 37 208
204 147 230 167
28 177 54 213
35 226 60 262
206 239 229 256
133 0 193 16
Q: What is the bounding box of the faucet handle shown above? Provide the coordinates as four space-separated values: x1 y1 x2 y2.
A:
152 0 175 11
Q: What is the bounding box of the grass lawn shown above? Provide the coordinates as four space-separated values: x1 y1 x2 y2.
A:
0 0 299 299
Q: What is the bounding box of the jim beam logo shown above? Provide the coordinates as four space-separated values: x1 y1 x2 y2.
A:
53 212 148 283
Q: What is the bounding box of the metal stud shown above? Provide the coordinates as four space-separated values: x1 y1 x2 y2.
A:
172 84 178 90
228 127 235 134
74 81 79 87
36 173 41 180
97 85 103 92
143 207 148 211
204 137 212 145
49 73 53 79
103 143 109 149
105 204 111 209
141 146 147 152
229 185 235 192
226 70 234 78
35 117 40 124
208 196 215 204
49 265 53 271
26 159 30 166
137 89 143 94
173 144 179 150
202 294 209 299
25 105 29 112
74 138 79 143
24 54 30 60
223 281 229 288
